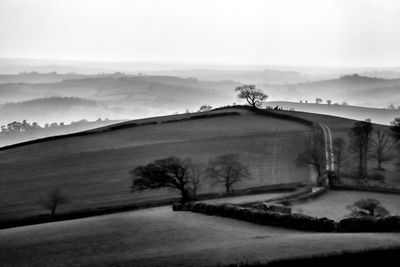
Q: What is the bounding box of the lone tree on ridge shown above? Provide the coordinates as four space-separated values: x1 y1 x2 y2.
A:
234 85 267 108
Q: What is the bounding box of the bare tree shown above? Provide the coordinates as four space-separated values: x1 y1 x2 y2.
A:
296 132 326 183
332 137 346 179
370 129 393 170
348 120 374 179
207 154 250 194
36 188 70 216
186 159 205 199
234 85 267 109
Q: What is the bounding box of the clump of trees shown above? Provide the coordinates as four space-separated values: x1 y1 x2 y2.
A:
347 199 389 218
36 188 70 216
198 105 213 112
348 120 374 180
234 85 267 109
130 154 250 203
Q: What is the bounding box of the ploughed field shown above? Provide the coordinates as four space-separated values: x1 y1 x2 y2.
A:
1 206 400 267
0 109 312 220
291 190 400 221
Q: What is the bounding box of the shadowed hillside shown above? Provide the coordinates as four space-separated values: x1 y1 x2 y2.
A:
0 108 312 220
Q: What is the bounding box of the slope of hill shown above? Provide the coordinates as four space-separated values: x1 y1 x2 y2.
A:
0 108 312 220
2 206 400 267
265 101 400 125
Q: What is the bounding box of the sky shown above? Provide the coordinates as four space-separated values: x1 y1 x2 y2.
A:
0 0 400 67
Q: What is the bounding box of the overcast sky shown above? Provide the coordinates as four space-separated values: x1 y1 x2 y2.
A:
0 0 399 67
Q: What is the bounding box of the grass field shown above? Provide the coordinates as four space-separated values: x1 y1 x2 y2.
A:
0 108 312 220
291 190 400 220
1 206 400 267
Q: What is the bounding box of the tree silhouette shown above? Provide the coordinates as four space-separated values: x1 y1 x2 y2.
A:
348 121 374 179
130 156 203 203
332 137 346 179
36 188 70 216
370 129 393 170
207 154 250 194
234 85 267 108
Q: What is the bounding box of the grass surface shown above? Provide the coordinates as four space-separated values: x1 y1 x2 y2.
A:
1 206 400 267
291 190 400 220
0 109 311 220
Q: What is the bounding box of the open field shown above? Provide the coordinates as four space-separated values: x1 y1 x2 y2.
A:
291 190 400 221
1 206 400 267
0 109 312 220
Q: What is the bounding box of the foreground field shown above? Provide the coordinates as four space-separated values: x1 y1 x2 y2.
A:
1 206 400 267
292 190 400 221
0 109 311 220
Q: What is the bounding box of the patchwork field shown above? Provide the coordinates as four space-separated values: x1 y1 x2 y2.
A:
292 190 400 221
1 206 400 267
0 109 312 220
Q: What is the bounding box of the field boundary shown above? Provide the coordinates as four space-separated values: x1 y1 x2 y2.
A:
178 200 400 232
331 183 400 195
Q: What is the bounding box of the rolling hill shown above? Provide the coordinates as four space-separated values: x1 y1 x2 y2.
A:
0 108 312 220
265 101 400 125
263 74 400 108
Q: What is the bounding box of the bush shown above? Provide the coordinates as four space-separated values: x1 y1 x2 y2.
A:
346 198 390 218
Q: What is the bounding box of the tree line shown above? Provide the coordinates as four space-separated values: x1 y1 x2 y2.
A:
297 118 400 184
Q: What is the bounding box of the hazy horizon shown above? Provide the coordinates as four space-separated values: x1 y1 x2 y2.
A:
1 0 400 67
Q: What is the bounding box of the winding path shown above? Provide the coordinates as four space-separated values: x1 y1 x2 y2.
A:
319 123 334 172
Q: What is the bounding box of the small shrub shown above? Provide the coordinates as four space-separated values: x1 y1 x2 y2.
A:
346 198 390 218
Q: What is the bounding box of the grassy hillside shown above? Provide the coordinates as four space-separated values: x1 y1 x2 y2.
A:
1 206 400 267
0 108 312 220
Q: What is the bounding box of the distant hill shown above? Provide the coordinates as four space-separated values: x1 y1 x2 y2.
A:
264 74 400 108
265 101 400 125
0 75 240 120
147 69 305 84
0 97 114 126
